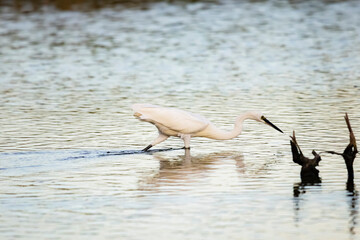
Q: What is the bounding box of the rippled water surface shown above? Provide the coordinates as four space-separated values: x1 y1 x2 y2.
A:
1 0 360 239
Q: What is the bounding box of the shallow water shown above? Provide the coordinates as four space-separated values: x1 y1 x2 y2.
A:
1 0 360 239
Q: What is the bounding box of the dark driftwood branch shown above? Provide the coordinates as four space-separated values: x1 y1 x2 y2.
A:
345 113 357 151
290 131 321 183
325 113 358 189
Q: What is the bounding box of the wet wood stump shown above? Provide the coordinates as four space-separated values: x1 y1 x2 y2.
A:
326 113 358 191
290 131 322 184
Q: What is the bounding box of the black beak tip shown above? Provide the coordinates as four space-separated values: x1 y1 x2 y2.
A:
272 125 283 134
263 117 283 134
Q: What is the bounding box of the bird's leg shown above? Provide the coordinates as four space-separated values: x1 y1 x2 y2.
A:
143 144 153 151
143 133 169 151
180 134 191 149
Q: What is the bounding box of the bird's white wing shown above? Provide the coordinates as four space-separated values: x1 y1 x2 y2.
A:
132 104 209 134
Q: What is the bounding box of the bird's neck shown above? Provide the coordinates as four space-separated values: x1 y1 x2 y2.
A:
204 113 251 140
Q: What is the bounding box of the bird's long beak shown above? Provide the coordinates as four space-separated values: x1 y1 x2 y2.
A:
262 117 283 133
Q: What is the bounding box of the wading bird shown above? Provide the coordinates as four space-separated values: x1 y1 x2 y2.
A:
132 104 283 151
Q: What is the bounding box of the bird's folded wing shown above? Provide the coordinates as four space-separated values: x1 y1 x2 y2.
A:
132 104 209 134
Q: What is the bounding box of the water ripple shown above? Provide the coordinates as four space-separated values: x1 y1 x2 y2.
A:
1 0 360 239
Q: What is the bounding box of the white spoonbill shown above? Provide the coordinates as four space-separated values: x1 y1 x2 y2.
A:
132 103 283 151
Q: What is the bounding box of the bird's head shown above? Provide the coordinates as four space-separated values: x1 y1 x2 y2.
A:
248 111 283 133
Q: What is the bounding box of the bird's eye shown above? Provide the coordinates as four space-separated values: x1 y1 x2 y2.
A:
261 116 266 120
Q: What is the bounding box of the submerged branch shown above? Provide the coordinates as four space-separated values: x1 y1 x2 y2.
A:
325 113 358 188
290 131 321 184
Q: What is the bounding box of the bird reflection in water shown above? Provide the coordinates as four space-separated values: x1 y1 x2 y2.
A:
139 150 245 189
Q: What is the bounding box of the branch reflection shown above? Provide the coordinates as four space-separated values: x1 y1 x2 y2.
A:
293 181 359 236
347 184 358 236
292 182 321 225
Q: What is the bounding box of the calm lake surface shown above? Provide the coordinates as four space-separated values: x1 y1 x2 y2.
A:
1 0 360 239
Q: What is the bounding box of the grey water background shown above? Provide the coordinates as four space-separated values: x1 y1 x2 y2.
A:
1 0 360 239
